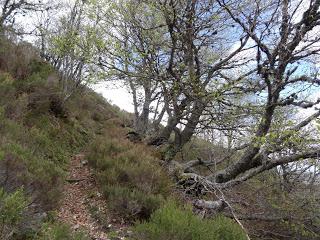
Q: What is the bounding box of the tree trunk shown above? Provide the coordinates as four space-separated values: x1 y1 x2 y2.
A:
213 103 277 183
168 100 205 160
148 116 179 146
152 106 166 132
135 90 151 135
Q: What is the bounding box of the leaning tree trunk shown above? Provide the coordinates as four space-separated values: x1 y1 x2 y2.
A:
213 102 277 183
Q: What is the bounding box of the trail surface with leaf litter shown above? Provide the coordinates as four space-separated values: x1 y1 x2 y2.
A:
57 153 111 239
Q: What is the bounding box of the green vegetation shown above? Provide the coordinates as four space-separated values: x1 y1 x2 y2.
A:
0 188 29 239
0 38 117 238
87 135 172 221
0 59 90 210
36 222 89 240
133 202 247 240
2 0 320 238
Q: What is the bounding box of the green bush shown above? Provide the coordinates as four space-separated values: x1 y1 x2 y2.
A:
0 37 141 237
87 137 172 221
0 142 65 209
0 91 89 212
0 73 16 106
36 222 89 240
0 38 38 80
0 188 29 239
14 60 53 92
88 138 171 194
103 185 164 220
133 202 247 240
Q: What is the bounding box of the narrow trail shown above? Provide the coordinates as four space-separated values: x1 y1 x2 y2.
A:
57 153 110 240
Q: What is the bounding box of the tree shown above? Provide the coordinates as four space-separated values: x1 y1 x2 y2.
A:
145 0 252 159
209 0 320 183
0 0 46 33
92 0 252 150
40 0 101 103
88 0 167 135
83 0 320 197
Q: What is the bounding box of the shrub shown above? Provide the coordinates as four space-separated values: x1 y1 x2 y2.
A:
0 142 65 210
0 188 29 239
133 202 247 240
0 73 17 111
15 60 53 92
0 38 40 81
0 37 135 237
103 185 164 220
36 222 89 240
87 136 172 221
88 138 171 193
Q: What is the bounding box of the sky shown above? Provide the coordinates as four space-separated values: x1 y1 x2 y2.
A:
8 0 320 119
91 83 133 112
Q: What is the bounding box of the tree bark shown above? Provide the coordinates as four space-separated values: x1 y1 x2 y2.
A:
214 101 277 183
167 100 205 159
135 89 151 135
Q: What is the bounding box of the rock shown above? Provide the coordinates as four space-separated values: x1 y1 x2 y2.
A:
81 160 88 166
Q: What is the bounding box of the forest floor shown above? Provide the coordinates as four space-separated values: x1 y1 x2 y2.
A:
57 154 129 240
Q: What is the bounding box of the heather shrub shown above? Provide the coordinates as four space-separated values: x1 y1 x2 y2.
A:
102 185 164 221
36 222 89 240
0 36 142 237
88 138 171 193
15 60 53 92
87 136 172 221
0 188 29 240
133 202 247 240
0 142 64 209
0 72 16 107
0 38 39 80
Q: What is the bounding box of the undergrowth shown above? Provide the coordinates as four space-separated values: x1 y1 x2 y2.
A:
0 37 117 238
87 134 172 221
133 201 247 240
35 222 89 240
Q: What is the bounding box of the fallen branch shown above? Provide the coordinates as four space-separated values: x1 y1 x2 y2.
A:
194 199 227 211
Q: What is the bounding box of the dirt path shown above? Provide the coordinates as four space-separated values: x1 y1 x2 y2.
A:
57 153 110 240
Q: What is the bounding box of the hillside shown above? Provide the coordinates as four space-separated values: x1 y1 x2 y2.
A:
1 34 320 240
0 37 122 238
0 38 250 239
2 0 320 238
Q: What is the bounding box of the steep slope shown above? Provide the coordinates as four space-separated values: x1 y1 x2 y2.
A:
0 37 129 239
0 38 247 240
